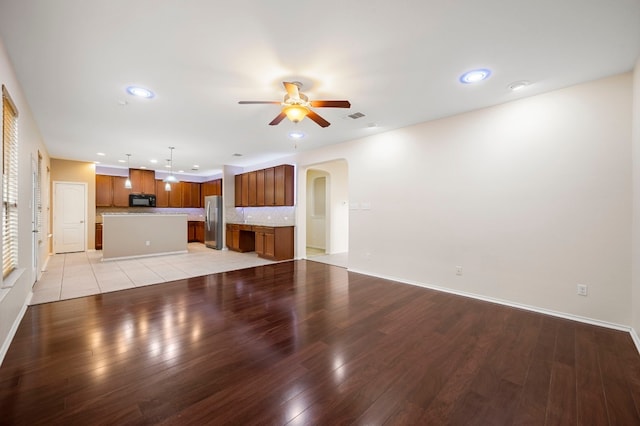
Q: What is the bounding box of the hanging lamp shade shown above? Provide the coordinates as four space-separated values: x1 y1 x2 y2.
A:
124 154 132 189
162 146 179 183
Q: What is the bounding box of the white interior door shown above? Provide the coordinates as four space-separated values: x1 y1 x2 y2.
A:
54 182 86 253
31 158 38 280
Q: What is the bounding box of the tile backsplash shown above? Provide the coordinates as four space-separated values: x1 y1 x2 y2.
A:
226 206 296 226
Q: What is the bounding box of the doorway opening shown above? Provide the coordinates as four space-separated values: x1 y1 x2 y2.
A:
303 159 348 268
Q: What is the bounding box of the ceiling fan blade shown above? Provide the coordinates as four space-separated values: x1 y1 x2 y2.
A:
238 101 281 104
269 112 287 126
283 82 300 99
306 110 330 128
309 100 351 108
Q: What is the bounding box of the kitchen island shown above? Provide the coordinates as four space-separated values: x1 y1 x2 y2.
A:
102 213 188 260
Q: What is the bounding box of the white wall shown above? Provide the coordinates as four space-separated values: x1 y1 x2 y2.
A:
0 37 51 362
295 73 633 326
632 59 640 338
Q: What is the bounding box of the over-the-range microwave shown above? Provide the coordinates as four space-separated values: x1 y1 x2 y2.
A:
129 193 156 207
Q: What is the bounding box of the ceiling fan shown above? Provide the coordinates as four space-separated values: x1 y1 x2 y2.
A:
238 82 351 128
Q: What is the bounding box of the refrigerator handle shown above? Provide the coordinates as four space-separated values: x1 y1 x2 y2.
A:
205 201 211 231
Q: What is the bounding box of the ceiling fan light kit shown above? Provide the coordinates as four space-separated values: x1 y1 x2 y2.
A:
239 81 351 128
283 104 309 123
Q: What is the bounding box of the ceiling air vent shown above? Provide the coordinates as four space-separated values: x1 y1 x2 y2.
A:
347 112 365 119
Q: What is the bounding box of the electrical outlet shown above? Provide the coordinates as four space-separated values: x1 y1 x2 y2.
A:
577 284 588 296
455 266 463 276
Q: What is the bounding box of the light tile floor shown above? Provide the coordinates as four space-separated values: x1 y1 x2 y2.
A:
306 247 348 269
30 244 275 305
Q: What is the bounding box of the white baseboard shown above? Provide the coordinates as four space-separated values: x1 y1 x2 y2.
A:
348 267 636 346
101 250 189 262
0 291 32 367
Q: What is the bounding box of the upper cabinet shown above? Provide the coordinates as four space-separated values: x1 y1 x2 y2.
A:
155 180 169 207
96 174 113 207
155 179 183 207
235 164 294 207
112 176 130 207
201 179 222 206
181 181 201 208
98 173 223 209
129 169 155 194
96 175 130 207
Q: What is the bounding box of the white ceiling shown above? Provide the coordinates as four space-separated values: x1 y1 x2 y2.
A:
0 0 639 177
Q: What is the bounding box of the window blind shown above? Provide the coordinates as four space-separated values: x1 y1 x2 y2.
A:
3 87 19 278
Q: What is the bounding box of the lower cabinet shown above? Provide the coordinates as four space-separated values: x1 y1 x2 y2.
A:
187 221 205 243
226 224 294 261
226 224 256 252
95 223 103 250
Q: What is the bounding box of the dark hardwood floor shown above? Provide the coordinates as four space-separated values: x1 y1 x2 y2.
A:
1 260 639 425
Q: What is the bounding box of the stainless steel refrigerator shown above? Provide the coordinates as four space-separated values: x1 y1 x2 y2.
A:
204 195 223 249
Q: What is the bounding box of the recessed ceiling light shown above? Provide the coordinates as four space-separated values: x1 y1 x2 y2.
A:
139 166 147 169
149 159 158 164
178 170 185 173
117 159 126 163
165 163 171 168
459 68 492 84
94 161 101 164
289 131 305 140
193 165 199 168
126 86 155 99
96 152 106 156
508 80 531 91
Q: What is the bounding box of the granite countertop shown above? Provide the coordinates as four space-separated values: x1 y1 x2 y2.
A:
97 213 204 223
226 222 294 228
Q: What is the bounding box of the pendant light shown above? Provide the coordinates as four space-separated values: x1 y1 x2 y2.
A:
124 154 132 189
163 146 179 185
164 159 171 192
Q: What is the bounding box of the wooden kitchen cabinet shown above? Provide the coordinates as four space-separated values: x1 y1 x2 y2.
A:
254 226 293 260
248 171 257 206
188 221 205 243
195 222 204 243
95 223 103 250
112 176 131 207
155 179 182 207
181 182 201 208
226 223 255 252
234 164 294 207
241 173 249 207
96 174 130 207
155 180 169 207
168 182 182 207
227 224 293 260
96 175 113 207
264 167 275 206
235 175 243 207
274 165 294 206
201 178 222 206
129 169 155 194
256 169 265 206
